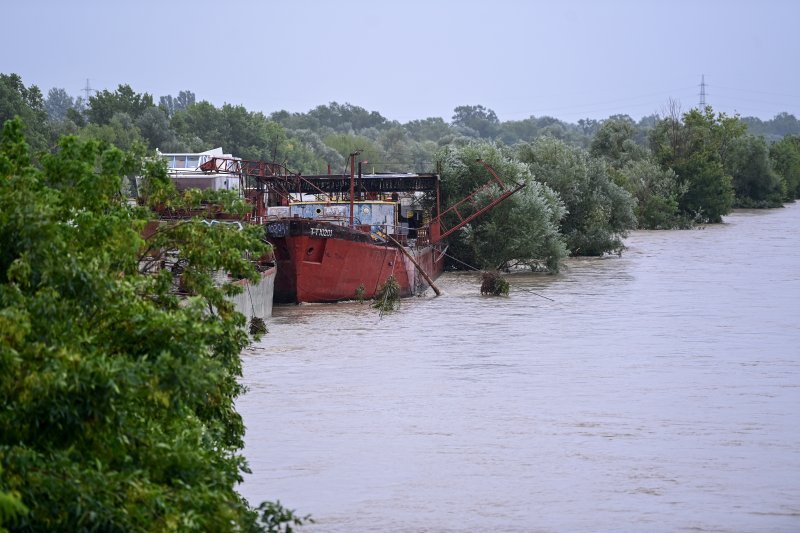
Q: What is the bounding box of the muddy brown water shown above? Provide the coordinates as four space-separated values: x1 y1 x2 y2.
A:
238 204 800 532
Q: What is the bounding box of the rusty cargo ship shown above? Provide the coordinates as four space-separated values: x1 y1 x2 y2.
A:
198 154 523 304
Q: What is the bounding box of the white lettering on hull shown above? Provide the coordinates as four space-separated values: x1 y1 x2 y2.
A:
310 227 333 238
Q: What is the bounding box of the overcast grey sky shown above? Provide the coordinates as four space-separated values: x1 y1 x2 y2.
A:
4 0 799 124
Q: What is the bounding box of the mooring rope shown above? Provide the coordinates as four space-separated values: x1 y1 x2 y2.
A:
442 251 481 272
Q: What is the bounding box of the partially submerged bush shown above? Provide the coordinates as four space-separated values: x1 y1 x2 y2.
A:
249 316 268 336
481 271 510 296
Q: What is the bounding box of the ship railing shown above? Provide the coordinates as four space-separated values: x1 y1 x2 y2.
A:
416 227 430 247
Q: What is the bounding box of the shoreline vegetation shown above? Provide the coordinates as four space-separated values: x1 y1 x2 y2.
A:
3 73 799 274
2 72 799 530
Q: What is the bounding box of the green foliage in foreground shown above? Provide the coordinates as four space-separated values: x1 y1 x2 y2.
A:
0 118 305 531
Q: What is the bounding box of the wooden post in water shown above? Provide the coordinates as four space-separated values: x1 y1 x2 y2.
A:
386 234 442 297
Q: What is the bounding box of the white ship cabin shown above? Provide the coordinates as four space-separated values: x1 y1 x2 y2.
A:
159 147 240 192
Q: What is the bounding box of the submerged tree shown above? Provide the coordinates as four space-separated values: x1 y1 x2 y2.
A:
0 118 306 531
589 117 687 229
650 105 742 222
724 134 784 208
770 135 800 201
518 137 636 256
436 142 567 272
618 159 688 229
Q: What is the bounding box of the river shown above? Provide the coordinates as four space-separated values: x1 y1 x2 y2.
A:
238 203 800 532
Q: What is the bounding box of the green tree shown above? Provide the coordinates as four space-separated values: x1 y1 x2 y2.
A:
407 140 438 173
217 104 271 159
376 127 413 172
497 115 588 147
590 116 648 166
274 102 389 134
650 105 741 223
635 114 660 145
769 112 800 137
136 106 175 150
65 106 87 128
724 134 784 207
283 129 345 174
677 152 732 222
0 74 49 151
743 112 800 142
171 102 301 165
618 159 687 229
589 117 685 228
80 112 146 153
451 105 500 139
403 117 453 143
170 100 220 152
159 90 196 118
518 137 637 255
578 118 600 136
44 87 77 122
87 84 155 125
0 118 306 531
496 117 541 145
770 135 800 200
436 142 567 272
323 133 384 172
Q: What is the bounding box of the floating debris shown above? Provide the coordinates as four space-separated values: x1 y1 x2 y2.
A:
481 271 509 296
372 275 401 315
249 316 268 336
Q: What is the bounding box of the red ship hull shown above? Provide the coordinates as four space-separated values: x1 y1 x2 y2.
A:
266 218 445 303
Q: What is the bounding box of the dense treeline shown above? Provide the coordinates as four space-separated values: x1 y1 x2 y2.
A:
2 72 800 266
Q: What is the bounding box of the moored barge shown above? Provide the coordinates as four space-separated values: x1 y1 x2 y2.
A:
199 154 523 304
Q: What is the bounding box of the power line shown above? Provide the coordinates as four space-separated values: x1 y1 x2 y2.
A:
699 74 707 108
82 78 95 101
500 85 698 119
712 85 799 99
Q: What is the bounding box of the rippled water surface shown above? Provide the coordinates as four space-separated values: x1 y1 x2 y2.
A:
238 204 800 532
